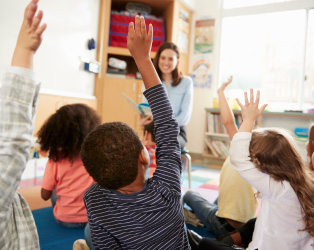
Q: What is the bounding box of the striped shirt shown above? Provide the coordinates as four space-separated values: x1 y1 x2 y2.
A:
0 68 40 250
84 84 190 249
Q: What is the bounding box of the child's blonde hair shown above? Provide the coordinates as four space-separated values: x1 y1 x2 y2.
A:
249 128 314 237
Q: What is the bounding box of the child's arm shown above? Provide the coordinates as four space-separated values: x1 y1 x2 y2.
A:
128 16 181 191
217 76 238 140
229 90 271 195
0 0 46 217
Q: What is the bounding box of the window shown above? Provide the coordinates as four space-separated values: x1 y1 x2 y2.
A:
219 1 314 111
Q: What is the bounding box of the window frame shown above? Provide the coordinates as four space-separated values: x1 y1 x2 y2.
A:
217 0 314 110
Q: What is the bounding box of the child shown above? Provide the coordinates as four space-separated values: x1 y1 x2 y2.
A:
37 103 101 228
0 0 46 248
184 76 258 239
81 16 190 249
198 90 314 249
142 121 157 178
306 123 314 171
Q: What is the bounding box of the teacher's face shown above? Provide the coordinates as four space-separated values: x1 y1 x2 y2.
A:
158 48 178 75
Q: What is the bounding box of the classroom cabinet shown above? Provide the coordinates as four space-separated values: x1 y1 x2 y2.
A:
34 93 97 136
101 77 143 134
94 0 192 133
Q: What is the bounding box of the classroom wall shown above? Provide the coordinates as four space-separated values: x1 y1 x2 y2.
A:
0 0 99 97
186 0 221 154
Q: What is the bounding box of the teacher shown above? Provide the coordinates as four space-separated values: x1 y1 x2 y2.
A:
141 42 194 148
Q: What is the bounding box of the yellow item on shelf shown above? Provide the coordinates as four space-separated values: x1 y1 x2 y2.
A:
212 98 240 110
213 98 220 109
228 99 240 110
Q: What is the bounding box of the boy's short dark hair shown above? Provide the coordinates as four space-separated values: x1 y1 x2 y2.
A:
81 122 143 189
143 121 155 143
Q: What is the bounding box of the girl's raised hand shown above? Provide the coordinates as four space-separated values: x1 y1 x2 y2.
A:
127 16 153 61
236 89 267 132
217 75 233 94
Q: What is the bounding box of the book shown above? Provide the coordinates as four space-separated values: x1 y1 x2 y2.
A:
122 93 151 118
204 138 219 157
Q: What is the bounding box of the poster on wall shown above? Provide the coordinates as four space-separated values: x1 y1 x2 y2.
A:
177 31 189 53
191 55 213 89
194 19 215 54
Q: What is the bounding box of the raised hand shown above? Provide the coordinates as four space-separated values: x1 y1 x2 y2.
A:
236 89 267 132
127 16 160 89
127 16 153 61
12 0 47 69
217 75 233 94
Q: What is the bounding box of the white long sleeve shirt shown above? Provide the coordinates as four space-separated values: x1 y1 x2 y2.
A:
230 132 313 250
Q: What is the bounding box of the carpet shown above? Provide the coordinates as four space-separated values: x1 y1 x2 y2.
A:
32 207 84 250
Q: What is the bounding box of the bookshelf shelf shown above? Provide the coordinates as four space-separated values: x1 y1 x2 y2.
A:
107 46 156 58
204 108 314 165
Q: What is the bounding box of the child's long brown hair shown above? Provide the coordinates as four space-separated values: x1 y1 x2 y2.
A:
307 124 314 171
249 128 314 237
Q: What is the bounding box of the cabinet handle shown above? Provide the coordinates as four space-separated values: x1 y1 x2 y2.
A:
133 83 136 92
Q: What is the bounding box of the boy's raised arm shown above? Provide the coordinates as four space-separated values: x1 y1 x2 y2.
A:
127 16 161 89
127 16 181 191
0 0 46 221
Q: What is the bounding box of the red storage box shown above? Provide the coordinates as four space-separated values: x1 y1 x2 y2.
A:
109 11 165 51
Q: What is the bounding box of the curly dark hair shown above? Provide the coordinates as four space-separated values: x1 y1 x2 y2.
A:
81 122 144 189
37 104 101 162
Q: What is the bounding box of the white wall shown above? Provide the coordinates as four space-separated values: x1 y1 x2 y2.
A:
0 0 99 97
186 0 221 153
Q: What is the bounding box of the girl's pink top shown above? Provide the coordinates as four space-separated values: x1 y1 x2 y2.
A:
42 158 95 223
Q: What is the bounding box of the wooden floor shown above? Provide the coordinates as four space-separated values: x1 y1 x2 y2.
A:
17 186 52 211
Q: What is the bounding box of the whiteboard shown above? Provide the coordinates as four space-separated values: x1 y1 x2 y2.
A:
0 0 100 97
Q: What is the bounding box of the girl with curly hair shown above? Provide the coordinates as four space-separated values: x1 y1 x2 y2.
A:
37 104 101 228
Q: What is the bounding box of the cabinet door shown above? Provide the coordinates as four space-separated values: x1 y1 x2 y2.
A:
101 77 139 129
34 94 63 136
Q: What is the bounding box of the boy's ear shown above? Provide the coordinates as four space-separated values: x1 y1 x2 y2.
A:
139 148 149 165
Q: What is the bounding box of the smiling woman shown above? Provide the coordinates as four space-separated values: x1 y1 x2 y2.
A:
142 42 194 148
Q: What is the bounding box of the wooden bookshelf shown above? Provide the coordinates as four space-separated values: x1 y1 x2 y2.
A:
203 108 314 164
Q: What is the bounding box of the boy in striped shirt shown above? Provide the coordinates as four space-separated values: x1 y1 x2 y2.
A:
81 16 190 249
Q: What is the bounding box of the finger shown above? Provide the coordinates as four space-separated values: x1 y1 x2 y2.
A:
250 89 254 104
31 10 43 32
259 104 268 114
135 15 140 34
148 24 153 41
227 75 233 84
35 23 47 36
244 91 248 106
128 22 135 35
255 90 260 106
25 0 38 26
235 98 243 109
140 16 146 36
